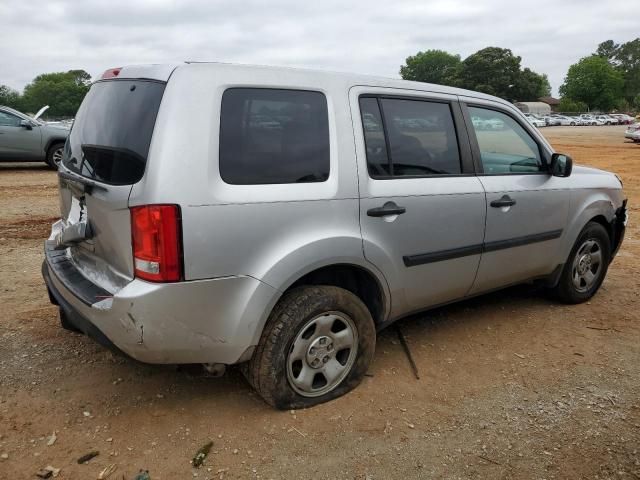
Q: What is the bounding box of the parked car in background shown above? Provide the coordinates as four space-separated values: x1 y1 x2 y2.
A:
596 115 618 125
553 115 580 126
43 63 627 409
0 105 70 168
524 113 546 128
543 115 561 126
611 114 634 125
625 123 640 142
579 115 606 126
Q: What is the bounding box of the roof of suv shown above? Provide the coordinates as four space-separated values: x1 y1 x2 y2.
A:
112 62 514 109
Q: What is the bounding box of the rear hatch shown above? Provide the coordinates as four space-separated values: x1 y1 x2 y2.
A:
56 78 166 292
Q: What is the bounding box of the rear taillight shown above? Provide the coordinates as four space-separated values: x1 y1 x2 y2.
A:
130 205 182 282
101 67 122 79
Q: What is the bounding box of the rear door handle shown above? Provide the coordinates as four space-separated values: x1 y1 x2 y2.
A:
490 195 516 208
367 201 406 217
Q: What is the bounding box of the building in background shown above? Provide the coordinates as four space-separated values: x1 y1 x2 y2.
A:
514 101 551 115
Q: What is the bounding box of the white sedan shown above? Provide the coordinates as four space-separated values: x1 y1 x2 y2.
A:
524 114 545 128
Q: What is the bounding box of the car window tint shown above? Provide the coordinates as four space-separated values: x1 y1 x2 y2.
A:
380 98 461 176
359 97 391 177
469 107 543 174
0 111 21 127
219 88 330 185
64 80 166 185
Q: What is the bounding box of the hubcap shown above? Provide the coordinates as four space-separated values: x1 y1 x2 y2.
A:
571 238 603 293
52 147 63 166
286 312 358 397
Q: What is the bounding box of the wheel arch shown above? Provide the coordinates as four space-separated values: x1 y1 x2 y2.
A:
44 137 66 155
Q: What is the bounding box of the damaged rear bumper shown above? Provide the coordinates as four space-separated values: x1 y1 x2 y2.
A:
42 243 277 364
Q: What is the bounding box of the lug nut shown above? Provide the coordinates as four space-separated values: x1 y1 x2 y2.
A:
319 338 326 345
327 344 333 351
309 347 316 355
323 356 329 363
312 359 320 367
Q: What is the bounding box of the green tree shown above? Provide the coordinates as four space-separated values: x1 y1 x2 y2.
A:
0 85 22 109
560 55 624 111
596 40 619 62
399 49 461 85
512 68 551 101
558 98 587 113
454 47 522 99
21 70 91 117
596 38 640 108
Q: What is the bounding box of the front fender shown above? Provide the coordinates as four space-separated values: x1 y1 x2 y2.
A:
561 190 620 261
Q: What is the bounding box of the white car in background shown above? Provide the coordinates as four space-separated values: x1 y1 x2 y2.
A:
524 113 545 128
596 115 618 125
579 115 606 126
553 115 581 126
625 123 640 142
543 115 561 126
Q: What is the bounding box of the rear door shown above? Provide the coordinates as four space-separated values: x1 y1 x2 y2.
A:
461 102 570 294
0 109 42 160
352 88 486 317
58 79 166 291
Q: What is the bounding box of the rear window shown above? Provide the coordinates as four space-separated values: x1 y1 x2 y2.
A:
219 88 330 185
63 79 165 185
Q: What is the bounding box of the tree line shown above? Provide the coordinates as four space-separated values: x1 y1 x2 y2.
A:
1 40 638 117
401 39 639 112
0 70 91 118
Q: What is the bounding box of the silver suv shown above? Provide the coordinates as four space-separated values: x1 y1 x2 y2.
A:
42 64 627 409
0 106 69 168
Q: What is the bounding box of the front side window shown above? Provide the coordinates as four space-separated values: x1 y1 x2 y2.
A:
0 111 22 127
359 97 462 178
219 88 330 185
469 107 544 174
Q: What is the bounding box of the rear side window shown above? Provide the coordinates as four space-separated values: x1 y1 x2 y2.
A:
359 97 461 177
63 80 165 185
219 88 330 185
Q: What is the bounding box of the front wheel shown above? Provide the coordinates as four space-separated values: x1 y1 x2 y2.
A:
244 286 376 409
46 143 64 169
551 222 611 304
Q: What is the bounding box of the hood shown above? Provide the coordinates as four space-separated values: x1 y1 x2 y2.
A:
571 165 613 176
33 105 49 121
42 123 71 133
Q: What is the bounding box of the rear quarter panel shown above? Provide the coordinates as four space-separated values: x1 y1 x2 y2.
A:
130 63 377 293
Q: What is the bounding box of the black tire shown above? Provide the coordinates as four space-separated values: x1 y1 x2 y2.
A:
244 286 376 409
552 222 611 304
45 142 64 169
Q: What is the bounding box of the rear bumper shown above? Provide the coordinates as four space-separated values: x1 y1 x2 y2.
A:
42 243 278 364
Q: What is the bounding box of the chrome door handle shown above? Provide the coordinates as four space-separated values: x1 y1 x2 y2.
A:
490 195 516 208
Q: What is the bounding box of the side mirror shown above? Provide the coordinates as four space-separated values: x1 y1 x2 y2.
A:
19 120 33 130
550 153 572 177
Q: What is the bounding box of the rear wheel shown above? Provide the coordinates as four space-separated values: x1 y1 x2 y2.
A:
244 286 376 409
551 222 611 304
46 142 64 169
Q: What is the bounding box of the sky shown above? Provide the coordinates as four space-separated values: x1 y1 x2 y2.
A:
1 0 638 97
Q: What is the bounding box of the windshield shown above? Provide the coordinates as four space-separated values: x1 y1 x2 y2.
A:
62 79 165 185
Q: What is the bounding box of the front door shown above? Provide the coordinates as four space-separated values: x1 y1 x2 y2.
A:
352 88 486 318
0 110 42 160
463 103 570 294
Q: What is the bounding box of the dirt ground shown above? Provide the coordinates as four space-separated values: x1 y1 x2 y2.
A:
0 126 638 479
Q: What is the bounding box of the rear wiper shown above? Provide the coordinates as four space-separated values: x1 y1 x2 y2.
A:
58 170 108 194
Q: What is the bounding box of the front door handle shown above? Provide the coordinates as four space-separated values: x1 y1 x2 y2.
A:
367 201 406 217
490 195 516 208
